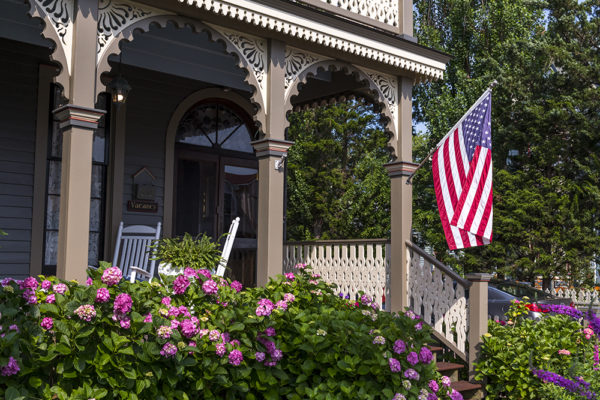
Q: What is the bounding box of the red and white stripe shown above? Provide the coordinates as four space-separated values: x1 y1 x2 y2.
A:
432 126 493 250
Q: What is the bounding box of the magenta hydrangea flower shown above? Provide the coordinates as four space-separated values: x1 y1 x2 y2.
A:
41 280 52 290
441 376 451 387
404 368 420 381
209 329 221 342
392 394 406 400
284 272 295 281
198 269 212 279
101 267 122 286
0 356 20 376
144 313 152 323
419 347 433 364
255 352 266 362
230 280 243 292
160 342 177 358
221 332 230 343
157 326 173 339
113 293 132 314
407 351 419 366
276 300 288 310
8 325 18 332
228 349 243 366
168 306 180 317
394 339 407 354
170 320 180 330
428 380 439 393
283 293 295 303
427 393 438 400
373 336 386 345
23 277 38 289
173 275 190 295
265 327 276 337
86 277 93 286
119 317 131 329
40 317 53 330
271 349 283 362
178 305 191 317
1 277 13 287
230 339 240 347
415 321 423 331
161 297 171 306
360 294 373 304
95 288 110 303
388 357 402 372
216 343 226 357
202 279 218 295
449 389 463 400
74 304 96 322
53 283 68 294
184 267 198 278
256 298 274 317
46 294 55 304
180 319 198 339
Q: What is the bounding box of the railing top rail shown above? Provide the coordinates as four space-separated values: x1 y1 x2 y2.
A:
405 241 472 288
285 239 391 246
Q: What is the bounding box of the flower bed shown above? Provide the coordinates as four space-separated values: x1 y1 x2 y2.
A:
476 299 600 399
1 265 461 399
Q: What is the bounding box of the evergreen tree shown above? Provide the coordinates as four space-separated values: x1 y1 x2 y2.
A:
413 0 600 286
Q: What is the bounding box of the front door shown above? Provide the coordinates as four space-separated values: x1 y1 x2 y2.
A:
173 100 258 286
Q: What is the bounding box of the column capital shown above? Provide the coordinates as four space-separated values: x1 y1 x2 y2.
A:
251 138 294 158
466 273 494 283
53 104 106 130
384 161 418 178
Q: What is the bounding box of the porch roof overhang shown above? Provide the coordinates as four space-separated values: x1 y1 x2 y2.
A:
137 0 450 81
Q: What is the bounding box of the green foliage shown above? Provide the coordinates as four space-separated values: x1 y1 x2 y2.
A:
286 100 391 240
476 301 600 399
0 267 458 399
149 233 223 270
412 0 600 283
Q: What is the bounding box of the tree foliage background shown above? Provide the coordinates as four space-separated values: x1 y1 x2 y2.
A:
412 0 600 286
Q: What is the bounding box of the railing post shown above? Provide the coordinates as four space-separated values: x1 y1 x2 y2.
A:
466 273 492 384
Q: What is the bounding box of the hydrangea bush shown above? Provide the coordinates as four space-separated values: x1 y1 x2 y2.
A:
476 299 600 399
1 265 461 399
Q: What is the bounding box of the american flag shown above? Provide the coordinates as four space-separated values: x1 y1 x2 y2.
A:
432 90 493 250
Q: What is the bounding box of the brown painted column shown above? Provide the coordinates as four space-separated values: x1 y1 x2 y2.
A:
53 106 105 282
55 0 101 281
466 273 492 384
252 139 294 286
398 0 414 39
385 76 414 312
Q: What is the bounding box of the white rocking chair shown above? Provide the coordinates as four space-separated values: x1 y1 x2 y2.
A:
112 222 162 283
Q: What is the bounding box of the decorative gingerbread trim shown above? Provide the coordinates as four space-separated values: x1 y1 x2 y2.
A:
355 66 399 134
284 46 331 98
31 0 74 75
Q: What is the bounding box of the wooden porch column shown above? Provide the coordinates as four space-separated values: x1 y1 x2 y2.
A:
252 39 291 286
398 0 415 40
55 0 102 282
384 77 416 312
252 139 293 286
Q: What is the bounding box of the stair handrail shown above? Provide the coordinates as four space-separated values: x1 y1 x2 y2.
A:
405 241 472 289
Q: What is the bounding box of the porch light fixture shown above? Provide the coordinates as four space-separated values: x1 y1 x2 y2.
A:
108 74 131 105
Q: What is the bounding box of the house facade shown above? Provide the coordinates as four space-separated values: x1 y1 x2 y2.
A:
0 0 448 312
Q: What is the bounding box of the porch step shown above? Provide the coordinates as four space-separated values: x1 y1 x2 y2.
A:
435 361 483 400
435 361 463 381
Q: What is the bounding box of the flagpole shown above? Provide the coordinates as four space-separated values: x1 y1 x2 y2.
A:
406 80 498 185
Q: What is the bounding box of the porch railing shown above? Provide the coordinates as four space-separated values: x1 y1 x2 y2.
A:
406 241 471 362
283 239 390 309
298 0 400 32
546 288 600 309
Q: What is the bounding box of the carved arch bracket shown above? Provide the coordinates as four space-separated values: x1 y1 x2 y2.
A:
284 46 331 99
354 66 399 135
97 0 173 62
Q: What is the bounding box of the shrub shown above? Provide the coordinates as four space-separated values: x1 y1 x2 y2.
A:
1 266 462 400
476 300 600 399
149 232 223 270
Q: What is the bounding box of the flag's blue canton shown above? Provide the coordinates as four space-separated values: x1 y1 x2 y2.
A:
461 94 492 161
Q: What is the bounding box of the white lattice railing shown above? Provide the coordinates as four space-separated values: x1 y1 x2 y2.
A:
545 288 600 308
283 239 390 309
301 0 399 29
406 242 471 362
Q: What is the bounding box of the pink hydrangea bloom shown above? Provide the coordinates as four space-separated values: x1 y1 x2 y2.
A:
441 376 451 387
255 352 266 362
419 347 433 364
40 317 53 330
388 357 402 372
178 306 191 317
271 349 283 362
198 269 212 279
0 356 20 376
216 343 226 357
294 263 307 269
428 380 439 393
558 349 571 355
157 326 173 339
276 300 288 310
415 321 423 331
284 272 295 281
283 293 295 303
1 277 13 287
373 336 386 345
228 349 243 366
230 280 243 292
173 275 190 295
404 368 419 381
46 294 55 304
407 351 419 366
256 305 271 317
144 313 153 323
101 267 122 286
202 279 219 295
199 329 209 338
95 288 110 303
161 297 171 306
180 319 198 338
23 277 38 289
8 325 19 332
230 339 240 347
41 280 52 290
584 327 594 339
221 332 230 343
170 320 180 330
86 277 93 286
184 267 198 278
160 342 177 358
53 283 68 294
265 327 276 337
360 294 372 304
394 339 407 354
168 306 180 317
113 293 132 314
209 330 220 341
74 304 96 322
119 317 131 329
311 273 321 279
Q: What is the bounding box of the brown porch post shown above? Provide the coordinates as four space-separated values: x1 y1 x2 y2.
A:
384 77 416 312
398 0 414 39
466 273 492 384
252 39 291 286
55 0 103 282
